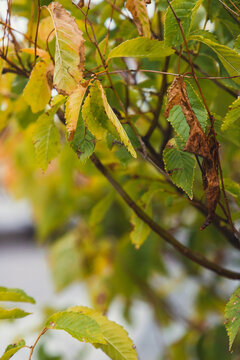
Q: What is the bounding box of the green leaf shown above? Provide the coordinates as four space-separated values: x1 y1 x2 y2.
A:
189 35 240 85
23 61 53 113
71 113 95 162
97 81 137 158
131 208 151 249
167 81 207 142
225 286 240 350
47 2 85 94
49 231 82 291
0 340 25 360
33 108 61 171
0 286 35 303
224 178 240 206
163 138 196 198
126 0 151 38
164 0 200 47
89 191 114 227
69 306 138 360
108 38 174 60
0 307 31 320
65 82 89 140
234 34 240 53
221 97 240 131
45 311 106 344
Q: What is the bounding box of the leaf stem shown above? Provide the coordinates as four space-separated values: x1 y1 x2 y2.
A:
28 328 48 360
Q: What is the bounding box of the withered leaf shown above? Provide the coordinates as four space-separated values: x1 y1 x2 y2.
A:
164 76 220 229
126 0 151 38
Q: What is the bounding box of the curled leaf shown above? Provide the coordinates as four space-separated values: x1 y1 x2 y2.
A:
126 0 151 38
164 77 220 228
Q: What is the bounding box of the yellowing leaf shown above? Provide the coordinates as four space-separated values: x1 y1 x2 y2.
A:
47 2 85 95
107 38 174 60
221 97 240 131
65 82 89 141
21 48 51 60
69 306 138 360
126 0 151 38
23 60 53 113
0 340 26 360
38 16 55 43
225 286 240 350
0 307 31 320
46 311 106 344
0 286 35 303
97 81 137 158
33 97 66 171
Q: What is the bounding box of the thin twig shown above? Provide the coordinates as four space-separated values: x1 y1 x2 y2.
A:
34 0 41 66
217 0 240 18
28 328 48 360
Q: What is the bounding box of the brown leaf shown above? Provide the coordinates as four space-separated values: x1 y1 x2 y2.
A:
126 0 151 38
164 76 220 229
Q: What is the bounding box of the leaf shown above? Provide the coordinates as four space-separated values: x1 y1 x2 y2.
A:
131 207 151 249
164 0 200 47
89 191 114 227
164 77 209 157
49 232 82 291
234 34 240 53
45 311 106 344
166 81 207 142
225 286 240 350
0 286 35 303
0 340 25 360
69 306 138 360
164 76 220 227
126 0 151 38
21 48 51 60
224 178 240 206
65 82 89 140
107 37 174 60
71 113 95 162
163 138 196 198
33 98 65 171
47 2 85 94
97 81 137 158
0 307 31 320
82 83 116 140
221 97 240 131
189 35 240 85
23 60 53 113
82 81 136 158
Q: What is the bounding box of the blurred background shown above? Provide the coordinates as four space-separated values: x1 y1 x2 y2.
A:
1 0 240 359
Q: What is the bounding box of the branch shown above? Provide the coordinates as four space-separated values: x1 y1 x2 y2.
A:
90 153 240 280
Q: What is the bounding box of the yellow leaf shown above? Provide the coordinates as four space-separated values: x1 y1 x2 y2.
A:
23 60 53 113
65 82 89 141
21 47 50 61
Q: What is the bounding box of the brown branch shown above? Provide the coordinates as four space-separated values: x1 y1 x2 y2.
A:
34 0 41 66
28 328 48 360
90 153 240 280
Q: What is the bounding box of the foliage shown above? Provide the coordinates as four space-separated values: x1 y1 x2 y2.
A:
0 0 240 359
